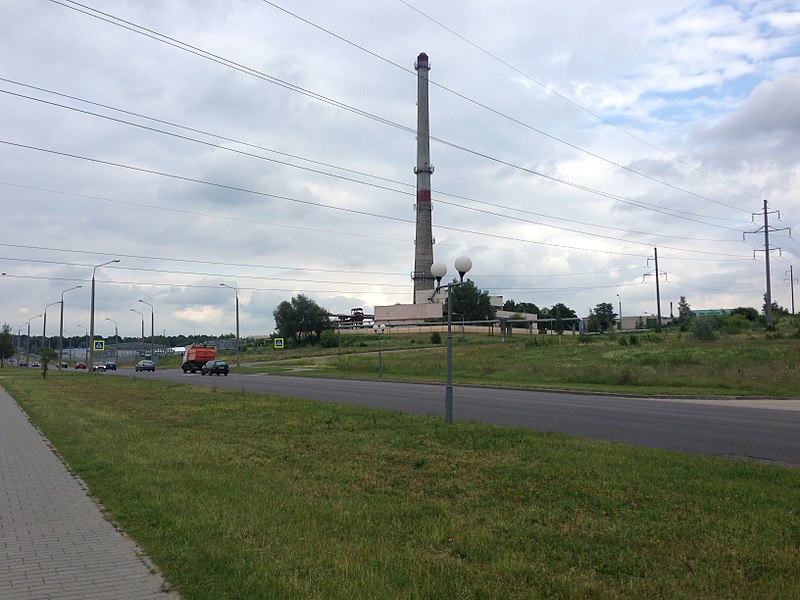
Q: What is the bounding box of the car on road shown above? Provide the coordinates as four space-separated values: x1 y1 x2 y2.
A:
135 359 156 372
75 362 87 369
104 361 117 371
201 360 229 376
92 362 106 372
60 362 68 368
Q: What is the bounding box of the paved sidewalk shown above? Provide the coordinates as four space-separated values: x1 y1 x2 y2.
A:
0 386 180 599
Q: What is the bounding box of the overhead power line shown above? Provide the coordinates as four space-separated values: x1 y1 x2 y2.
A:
0 79 749 239
0 272 408 297
396 0 760 203
48 0 753 225
0 256 409 287
263 0 753 214
0 139 756 260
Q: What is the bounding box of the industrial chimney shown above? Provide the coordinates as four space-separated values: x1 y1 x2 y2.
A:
412 51 435 303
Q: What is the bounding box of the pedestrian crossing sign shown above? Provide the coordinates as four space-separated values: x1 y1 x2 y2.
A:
274 338 284 349
94 340 105 351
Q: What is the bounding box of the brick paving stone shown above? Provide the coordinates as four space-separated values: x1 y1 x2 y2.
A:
0 387 181 599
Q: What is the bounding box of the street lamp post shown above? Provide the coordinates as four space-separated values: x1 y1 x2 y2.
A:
616 294 622 331
431 256 472 424
372 323 385 380
89 259 120 370
220 284 240 368
105 317 119 342
58 285 82 369
76 324 88 362
43 301 61 350
138 299 154 360
16 325 23 363
130 308 145 351
24 315 42 367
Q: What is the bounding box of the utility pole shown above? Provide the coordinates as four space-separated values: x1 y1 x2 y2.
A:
786 266 796 315
644 248 666 332
744 200 789 329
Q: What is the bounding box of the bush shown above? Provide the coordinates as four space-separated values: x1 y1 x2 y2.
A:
692 315 720 341
430 332 442 345
320 330 338 348
720 313 753 335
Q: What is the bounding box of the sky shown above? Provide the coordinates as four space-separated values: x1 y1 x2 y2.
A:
2 0 799 339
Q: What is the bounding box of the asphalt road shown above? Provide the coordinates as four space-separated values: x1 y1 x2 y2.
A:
121 369 800 467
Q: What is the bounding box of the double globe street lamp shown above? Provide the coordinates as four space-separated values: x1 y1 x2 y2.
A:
430 256 472 424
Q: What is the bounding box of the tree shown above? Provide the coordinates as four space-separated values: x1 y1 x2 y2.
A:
550 303 577 320
449 278 495 321
762 295 790 321
678 296 692 322
273 294 331 345
0 324 14 368
550 303 578 333
731 306 758 322
590 302 616 332
503 299 540 315
39 347 57 379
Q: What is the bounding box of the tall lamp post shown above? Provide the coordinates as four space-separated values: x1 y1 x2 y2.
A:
105 317 119 342
89 259 120 370
76 324 88 362
43 301 61 350
24 315 42 367
139 299 154 360
616 294 622 331
372 323 385 380
16 325 23 363
130 308 145 353
58 285 82 369
220 284 240 368
431 256 472 424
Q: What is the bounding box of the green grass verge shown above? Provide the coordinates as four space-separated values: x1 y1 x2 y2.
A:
2 371 799 599
240 330 800 397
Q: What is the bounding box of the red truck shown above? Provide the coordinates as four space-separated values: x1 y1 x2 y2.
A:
182 345 216 373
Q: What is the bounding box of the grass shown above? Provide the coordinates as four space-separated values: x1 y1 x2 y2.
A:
2 370 799 599
238 329 800 397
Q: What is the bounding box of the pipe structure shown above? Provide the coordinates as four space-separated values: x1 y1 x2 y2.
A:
412 51 436 303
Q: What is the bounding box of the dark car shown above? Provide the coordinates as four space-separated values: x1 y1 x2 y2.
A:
75 362 87 369
105 361 117 371
201 360 229 376
135 359 156 372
